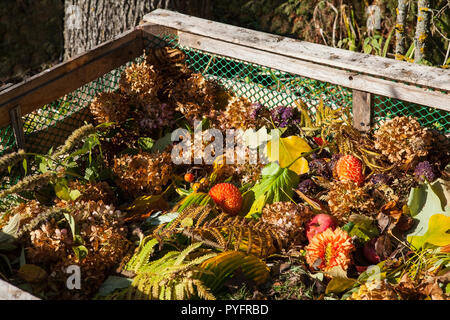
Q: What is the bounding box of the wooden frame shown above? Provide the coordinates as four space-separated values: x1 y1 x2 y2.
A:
0 8 448 300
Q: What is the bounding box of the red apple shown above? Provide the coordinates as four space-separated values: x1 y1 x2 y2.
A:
363 238 380 264
306 214 337 242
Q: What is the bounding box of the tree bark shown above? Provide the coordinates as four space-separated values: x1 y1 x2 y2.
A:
64 0 212 60
394 0 408 59
414 0 432 63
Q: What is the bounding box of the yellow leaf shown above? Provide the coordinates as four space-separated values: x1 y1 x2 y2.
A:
408 214 450 248
266 135 312 175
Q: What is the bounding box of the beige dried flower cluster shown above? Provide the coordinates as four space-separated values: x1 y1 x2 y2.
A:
327 181 376 219
89 91 132 124
170 73 230 123
374 116 433 164
349 280 399 300
112 151 173 198
67 180 116 205
27 200 130 299
216 96 259 130
261 202 314 245
119 60 161 101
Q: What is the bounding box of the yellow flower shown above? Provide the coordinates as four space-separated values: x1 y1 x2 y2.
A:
305 228 354 272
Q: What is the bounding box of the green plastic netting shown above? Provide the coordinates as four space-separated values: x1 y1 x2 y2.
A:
1 34 449 161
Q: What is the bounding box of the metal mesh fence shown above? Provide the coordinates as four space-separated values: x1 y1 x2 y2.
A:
0 33 448 162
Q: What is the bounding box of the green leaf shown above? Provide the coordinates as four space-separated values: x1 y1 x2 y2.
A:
151 132 173 153
69 189 81 201
55 181 71 201
137 137 155 152
406 180 449 246
348 214 379 243
143 211 180 227
73 245 88 261
97 276 132 297
19 247 26 267
22 158 27 175
408 214 450 249
325 277 357 294
248 162 299 214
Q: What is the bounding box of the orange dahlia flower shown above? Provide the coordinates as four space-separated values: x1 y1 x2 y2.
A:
305 227 354 272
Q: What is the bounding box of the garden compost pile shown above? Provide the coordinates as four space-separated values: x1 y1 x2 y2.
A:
0 47 449 300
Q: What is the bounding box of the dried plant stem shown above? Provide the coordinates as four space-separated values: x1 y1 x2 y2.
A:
0 173 51 198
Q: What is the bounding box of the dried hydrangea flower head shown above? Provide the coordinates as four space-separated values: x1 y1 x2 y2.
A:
305 227 354 272
135 101 176 131
217 96 262 130
27 200 130 299
170 73 230 123
119 59 161 101
67 180 116 205
374 116 433 164
261 202 314 246
326 180 376 219
112 151 173 198
89 91 132 124
349 280 399 300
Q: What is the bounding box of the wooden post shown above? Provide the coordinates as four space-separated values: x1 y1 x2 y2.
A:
9 105 26 151
9 105 27 175
352 90 372 132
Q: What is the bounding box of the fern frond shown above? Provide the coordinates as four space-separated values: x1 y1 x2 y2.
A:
199 251 270 292
116 239 216 300
124 236 159 272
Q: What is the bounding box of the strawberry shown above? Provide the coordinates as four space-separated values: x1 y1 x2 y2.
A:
208 183 243 216
335 155 364 186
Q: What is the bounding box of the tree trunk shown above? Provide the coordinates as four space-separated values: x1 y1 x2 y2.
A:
63 0 212 60
394 0 408 59
414 0 431 64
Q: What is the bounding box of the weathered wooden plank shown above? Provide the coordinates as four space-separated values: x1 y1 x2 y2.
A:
0 279 39 300
143 9 450 94
352 90 372 132
0 28 144 128
175 33 450 111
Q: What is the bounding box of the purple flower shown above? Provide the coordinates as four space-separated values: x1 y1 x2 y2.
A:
270 105 301 128
414 161 437 182
297 179 321 196
327 153 343 172
370 174 392 185
309 159 332 179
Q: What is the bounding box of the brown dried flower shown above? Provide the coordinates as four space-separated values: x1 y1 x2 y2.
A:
112 151 173 198
349 280 399 300
89 91 132 124
326 180 376 219
374 116 433 164
261 202 314 246
119 60 161 101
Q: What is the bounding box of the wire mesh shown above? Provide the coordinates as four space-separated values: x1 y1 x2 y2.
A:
0 33 448 162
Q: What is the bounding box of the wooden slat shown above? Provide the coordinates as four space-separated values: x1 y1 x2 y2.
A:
0 279 39 300
143 10 450 92
0 28 144 128
143 10 450 110
162 32 449 111
352 90 372 132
